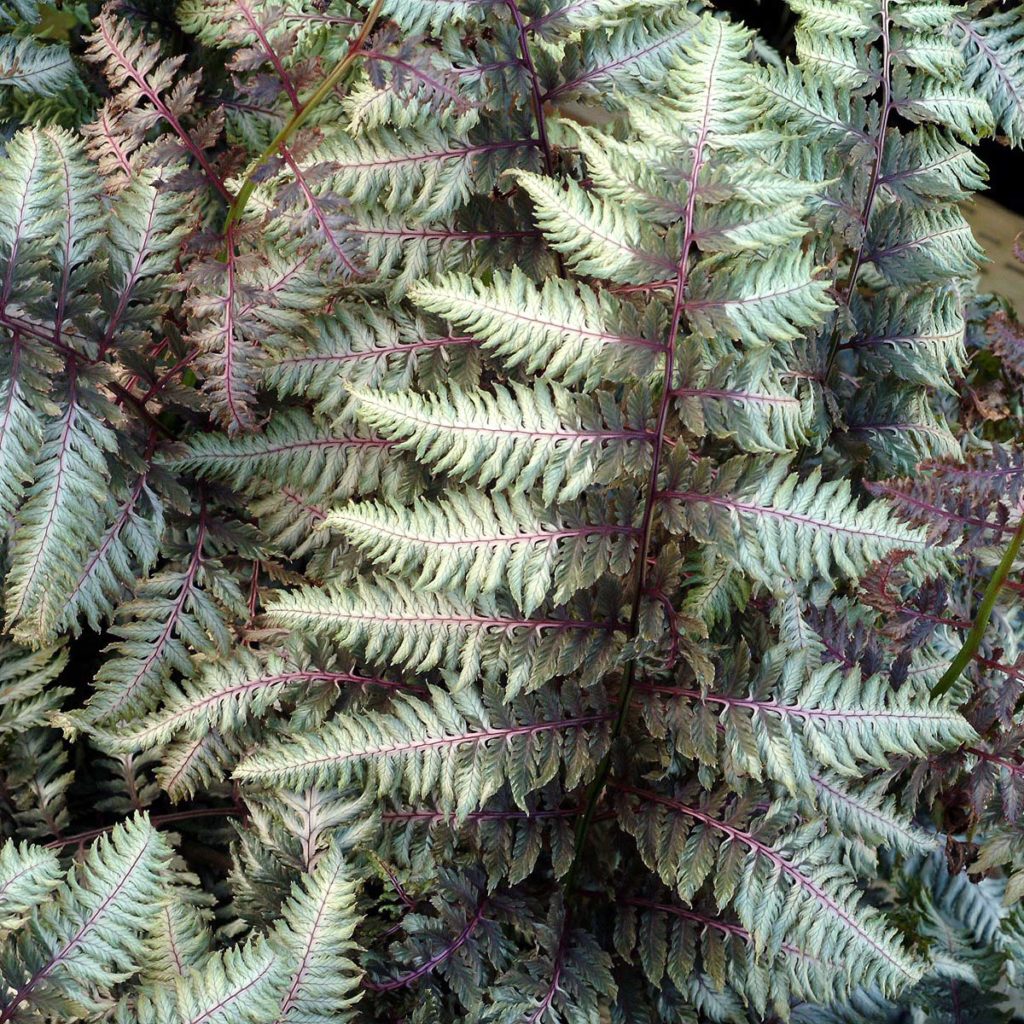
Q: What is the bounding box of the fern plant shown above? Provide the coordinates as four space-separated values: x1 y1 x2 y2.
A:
0 0 1023 1021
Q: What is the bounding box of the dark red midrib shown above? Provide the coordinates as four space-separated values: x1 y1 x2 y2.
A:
248 712 613 775
329 514 636 548
9 376 79 624
545 21 692 100
624 897 819 962
415 290 664 351
98 186 162 356
281 149 362 277
235 0 301 111
636 683 956 723
269 604 615 632
97 18 231 203
866 481 1011 535
660 490 927 547
364 900 487 991
272 336 477 367
63 470 151 609
0 139 43 309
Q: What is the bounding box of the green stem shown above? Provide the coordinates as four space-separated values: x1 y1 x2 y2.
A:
931 516 1024 698
222 0 385 235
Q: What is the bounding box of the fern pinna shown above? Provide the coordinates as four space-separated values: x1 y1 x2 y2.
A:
0 1 1022 1021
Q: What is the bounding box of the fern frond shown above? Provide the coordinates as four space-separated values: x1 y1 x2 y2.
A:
307 125 528 221
692 197 811 255
348 381 651 503
1 124 106 355
674 349 824 453
1 728 72 840
529 0 679 38
846 288 966 387
85 13 229 201
410 267 663 389
483 902 615 1021
954 7 1024 146
372 0 493 34
684 250 835 348
895 69 995 142
263 578 619 695
621 895 834 1017
880 126 988 204
664 15 764 138
269 844 363 1023
140 898 213 985
173 942 281 1024
640 655 973 792
0 816 173 1023
100 176 189 355
617 788 923 996
789 0 874 90
323 490 637 614
810 773 937 856
562 122 684 225
0 640 69 737
96 648 411 754
0 841 61 932
548 8 698 101
0 36 76 99
758 65 871 143
0 336 51 522
158 731 234 804
263 304 480 414
381 790 581 884
4 372 118 645
236 685 612 819
841 384 961 474
868 206 984 286
0 127 87 336
84 521 245 724
187 246 262 435
170 410 396 497
510 170 675 285
662 455 949 587
57 465 165 636
0 1 1009 1018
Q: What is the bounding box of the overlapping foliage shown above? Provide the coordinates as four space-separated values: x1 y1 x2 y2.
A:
0 0 1023 1021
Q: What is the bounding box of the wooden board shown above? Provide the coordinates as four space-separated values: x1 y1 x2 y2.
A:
965 195 1024 307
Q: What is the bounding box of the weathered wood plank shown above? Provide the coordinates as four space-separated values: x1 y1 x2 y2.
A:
965 196 1024 306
